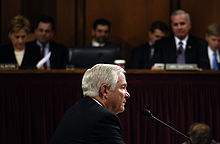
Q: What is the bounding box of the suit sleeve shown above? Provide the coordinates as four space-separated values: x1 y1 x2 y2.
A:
197 40 210 70
151 39 164 65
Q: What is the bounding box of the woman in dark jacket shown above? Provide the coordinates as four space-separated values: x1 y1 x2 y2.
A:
0 15 40 69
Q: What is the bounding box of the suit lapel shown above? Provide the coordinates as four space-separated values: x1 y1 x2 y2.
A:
49 42 55 68
185 36 193 63
144 43 151 67
170 37 177 62
9 44 18 64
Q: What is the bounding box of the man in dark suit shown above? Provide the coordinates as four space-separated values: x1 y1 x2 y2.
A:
90 18 120 48
128 21 168 69
151 9 210 70
205 24 220 70
28 15 67 69
51 64 130 144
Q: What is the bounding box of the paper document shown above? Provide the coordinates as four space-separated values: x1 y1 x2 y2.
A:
36 52 51 69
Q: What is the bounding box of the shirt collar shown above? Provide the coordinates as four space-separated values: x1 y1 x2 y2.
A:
92 98 103 106
174 35 189 50
208 46 220 62
148 41 153 47
92 40 105 47
36 40 50 48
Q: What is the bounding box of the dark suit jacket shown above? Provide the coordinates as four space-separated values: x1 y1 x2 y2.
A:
128 43 153 69
0 43 41 69
51 96 125 144
152 36 210 69
27 40 68 69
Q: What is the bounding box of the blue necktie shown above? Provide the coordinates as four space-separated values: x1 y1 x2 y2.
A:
177 41 185 64
213 52 219 70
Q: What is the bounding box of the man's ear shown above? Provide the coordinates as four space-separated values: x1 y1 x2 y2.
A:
205 33 209 41
99 84 109 98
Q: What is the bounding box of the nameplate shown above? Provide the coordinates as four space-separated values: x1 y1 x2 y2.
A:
0 64 18 69
166 64 198 70
153 63 165 70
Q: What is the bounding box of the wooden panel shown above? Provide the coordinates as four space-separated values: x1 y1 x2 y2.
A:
21 0 57 32
181 0 220 39
1 0 22 43
75 0 86 46
55 0 75 46
85 0 170 59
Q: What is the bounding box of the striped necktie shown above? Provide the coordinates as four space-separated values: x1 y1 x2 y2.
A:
213 51 219 70
177 41 185 64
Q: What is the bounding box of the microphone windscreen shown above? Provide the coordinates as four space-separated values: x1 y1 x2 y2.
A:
143 109 152 117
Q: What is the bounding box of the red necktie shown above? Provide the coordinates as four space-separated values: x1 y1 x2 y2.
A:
41 45 45 57
41 45 47 69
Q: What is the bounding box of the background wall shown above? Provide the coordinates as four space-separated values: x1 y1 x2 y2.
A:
1 0 220 61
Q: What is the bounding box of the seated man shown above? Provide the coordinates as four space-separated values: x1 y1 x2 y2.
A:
90 18 120 48
205 24 220 70
183 123 219 144
50 64 130 144
128 21 168 69
151 9 210 70
28 15 68 69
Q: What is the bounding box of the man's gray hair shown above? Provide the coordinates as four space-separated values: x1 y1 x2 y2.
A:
171 9 191 22
82 64 125 97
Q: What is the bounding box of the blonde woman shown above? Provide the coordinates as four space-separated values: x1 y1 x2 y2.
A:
0 15 41 69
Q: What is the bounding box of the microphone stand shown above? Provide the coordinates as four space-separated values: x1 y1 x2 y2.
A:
143 109 192 144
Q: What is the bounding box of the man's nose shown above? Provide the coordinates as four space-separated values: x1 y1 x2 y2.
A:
177 24 182 29
125 91 130 99
100 31 106 35
18 38 23 43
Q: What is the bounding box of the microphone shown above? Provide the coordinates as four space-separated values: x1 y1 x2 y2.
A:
143 109 192 144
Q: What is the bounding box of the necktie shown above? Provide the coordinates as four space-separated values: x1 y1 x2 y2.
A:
41 45 47 69
149 45 154 59
177 41 185 64
41 45 45 57
213 51 219 70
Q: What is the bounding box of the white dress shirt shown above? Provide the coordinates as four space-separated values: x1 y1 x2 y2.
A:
207 46 220 69
14 49 25 66
174 36 189 51
92 40 105 47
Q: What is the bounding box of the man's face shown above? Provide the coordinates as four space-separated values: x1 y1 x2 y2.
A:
171 14 191 40
106 72 130 114
206 34 220 51
35 22 54 44
149 29 166 45
9 29 27 51
92 25 110 44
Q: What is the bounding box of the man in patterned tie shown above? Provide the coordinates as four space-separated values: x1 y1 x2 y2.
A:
205 24 220 70
151 9 210 70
